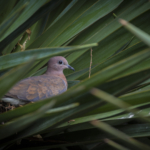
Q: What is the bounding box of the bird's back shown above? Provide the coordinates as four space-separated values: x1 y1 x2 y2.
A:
5 75 67 101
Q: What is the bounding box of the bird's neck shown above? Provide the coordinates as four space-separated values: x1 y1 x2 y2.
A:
45 70 67 86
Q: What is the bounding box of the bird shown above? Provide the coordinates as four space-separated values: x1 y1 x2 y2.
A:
2 56 75 105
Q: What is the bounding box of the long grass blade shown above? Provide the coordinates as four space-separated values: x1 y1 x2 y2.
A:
90 88 150 123
104 138 129 150
119 19 150 47
91 120 150 150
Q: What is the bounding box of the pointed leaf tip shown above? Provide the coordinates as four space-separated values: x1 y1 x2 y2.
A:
91 120 99 125
119 18 128 26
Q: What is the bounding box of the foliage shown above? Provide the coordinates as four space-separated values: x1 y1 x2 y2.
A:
0 0 150 149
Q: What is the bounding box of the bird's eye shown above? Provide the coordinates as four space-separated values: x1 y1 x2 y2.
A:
59 60 63 64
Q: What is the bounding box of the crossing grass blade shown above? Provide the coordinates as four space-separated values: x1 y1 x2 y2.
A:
119 19 150 47
91 120 150 150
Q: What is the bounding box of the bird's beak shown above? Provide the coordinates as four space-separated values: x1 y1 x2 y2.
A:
67 65 75 71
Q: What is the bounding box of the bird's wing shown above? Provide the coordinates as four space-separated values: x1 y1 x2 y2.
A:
5 75 67 101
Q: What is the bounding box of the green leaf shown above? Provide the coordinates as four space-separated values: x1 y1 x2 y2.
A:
0 3 27 41
0 0 50 41
94 89 150 114
119 19 150 47
18 123 150 150
90 88 150 122
6 96 104 143
31 66 47 77
68 80 80 89
27 0 123 49
91 120 150 150
76 42 146 80
110 36 134 57
0 100 55 140
66 66 95 80
99 69 150 97
0 43 97 71
46 103 79 114
0 0 63 52
57 102 150 131
66 0 150 69
0 0 17 24
104 138 129 150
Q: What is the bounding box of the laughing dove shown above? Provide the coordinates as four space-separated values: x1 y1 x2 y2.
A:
2 56 74 105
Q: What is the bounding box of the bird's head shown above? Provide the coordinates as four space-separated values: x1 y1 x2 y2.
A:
47 56 75 73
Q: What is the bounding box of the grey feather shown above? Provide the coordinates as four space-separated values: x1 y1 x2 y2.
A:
1 98 27 105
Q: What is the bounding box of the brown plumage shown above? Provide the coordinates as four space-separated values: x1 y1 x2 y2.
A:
4 56 75 103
